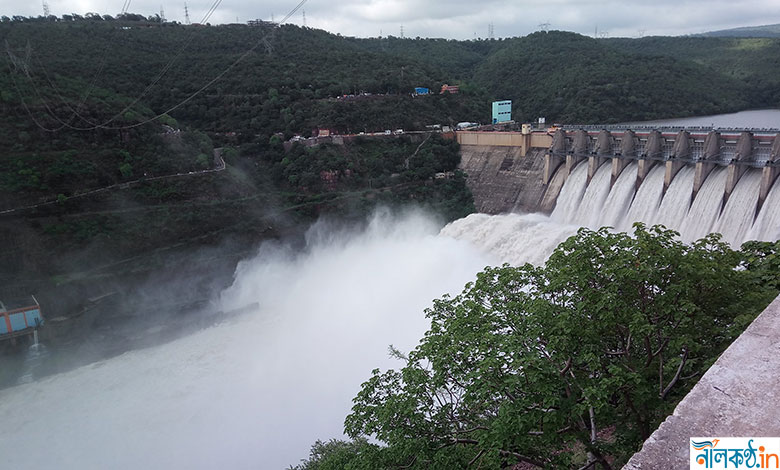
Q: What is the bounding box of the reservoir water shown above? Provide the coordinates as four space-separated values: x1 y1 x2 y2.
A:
621 108 780 129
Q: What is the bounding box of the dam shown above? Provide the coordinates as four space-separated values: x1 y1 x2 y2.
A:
458 125 780 245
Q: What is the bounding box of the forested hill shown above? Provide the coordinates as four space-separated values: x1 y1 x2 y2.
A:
696 23 780 38
606 35 780 106
2 16 780 327
2 18 779 138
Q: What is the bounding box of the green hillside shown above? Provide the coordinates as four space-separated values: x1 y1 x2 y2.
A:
607 35 780 106
697 23 780 38
473 31 752 123
2 15 780 325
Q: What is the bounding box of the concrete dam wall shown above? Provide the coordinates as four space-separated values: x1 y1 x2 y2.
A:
457 132 561 214
459 146 556 214
457 127 780 246
545 128 780 216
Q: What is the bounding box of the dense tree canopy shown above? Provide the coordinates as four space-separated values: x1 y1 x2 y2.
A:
3 21 778 140
293 226 779 469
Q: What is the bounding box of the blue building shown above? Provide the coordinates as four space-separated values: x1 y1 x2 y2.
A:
492 100 512 124
0 296 43 345
414 87 430 95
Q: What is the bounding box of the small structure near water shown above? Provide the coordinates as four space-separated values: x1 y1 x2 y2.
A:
0 296 43 346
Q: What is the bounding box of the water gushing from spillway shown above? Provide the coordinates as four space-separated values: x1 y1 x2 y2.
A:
713 170 763 247
439 213 579 266
551 162 588 222
680 167 727 243
748 179 780 242
572 163 613 227
597 162 638 229
623 164 665 229
545 161 778 247
655 166 694 232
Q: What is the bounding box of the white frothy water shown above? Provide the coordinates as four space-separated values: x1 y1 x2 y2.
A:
16 343 49 385
679 167 727 242
655 166 694 232
714 170 763 247
597 162 637 229
551 162 588 222
440 212 579 266
574 163 613 227
623 164 665 230
748 179 780 242
537 161 776 248
0 210 493 470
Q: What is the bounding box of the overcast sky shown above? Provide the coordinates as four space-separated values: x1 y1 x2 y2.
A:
4 0 780 39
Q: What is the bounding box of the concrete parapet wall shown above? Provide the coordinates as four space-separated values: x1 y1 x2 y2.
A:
457 131 530 148
530 133 553 148
456 131 552 155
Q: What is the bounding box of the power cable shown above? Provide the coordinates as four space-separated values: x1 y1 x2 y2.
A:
14 0 133 129
103 0 308 130
30 0 304 131
7 0 226 131
120 0 132 15
33 56 108 127
89 0 225 127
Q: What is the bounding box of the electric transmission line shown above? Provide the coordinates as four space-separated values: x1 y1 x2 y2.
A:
8 0 309 132
120 0 132 15
8 0 226 131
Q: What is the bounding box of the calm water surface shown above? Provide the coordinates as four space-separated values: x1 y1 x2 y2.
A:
622 109 780 129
